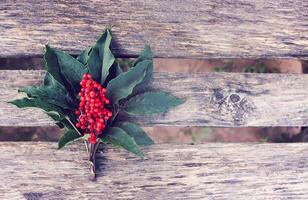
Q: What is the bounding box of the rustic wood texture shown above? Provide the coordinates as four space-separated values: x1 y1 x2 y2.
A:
0 0 307 59
1 142 308 199
2 70 308 127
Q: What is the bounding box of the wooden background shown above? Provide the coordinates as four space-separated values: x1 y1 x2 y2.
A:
1 142 308 199
1 0 308 199
0 0 307 59
2 70 308 127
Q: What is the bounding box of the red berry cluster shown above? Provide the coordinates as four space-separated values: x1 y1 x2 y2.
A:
75 73 112 144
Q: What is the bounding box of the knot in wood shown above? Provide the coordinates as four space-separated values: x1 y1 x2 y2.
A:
211 90 255 125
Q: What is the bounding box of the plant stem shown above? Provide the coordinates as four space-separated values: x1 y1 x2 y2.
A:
66 117 95 179
65 117 83 136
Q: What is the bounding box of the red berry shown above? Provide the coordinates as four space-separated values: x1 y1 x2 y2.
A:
90 91 95 97
75 73 111 137
86 74 92 79
89 133 97 144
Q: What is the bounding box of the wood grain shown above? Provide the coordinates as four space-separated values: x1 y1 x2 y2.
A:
0 142 308 199
2 70 308 127
0 0 307 59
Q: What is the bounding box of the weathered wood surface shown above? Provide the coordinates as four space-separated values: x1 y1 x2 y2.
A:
2 70 308 127
0 142 308 199
1 0 307 59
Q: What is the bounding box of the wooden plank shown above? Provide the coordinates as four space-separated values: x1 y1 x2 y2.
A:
0 142 308 199
2 70 308 127
0 0 307 59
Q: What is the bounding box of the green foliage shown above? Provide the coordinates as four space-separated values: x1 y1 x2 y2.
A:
55 49 88 94
106 60 150 103
58 130 90 149
214 62 280 73
115 122 154 146
123 91 183 116
19 72 72 109
100 30 115 85
243 63 276 73
44 45 66 87
45 45 88 96
87 29 115 84
102 127 143 157
9 98 66 117
133 45 153 66
132 46 153 94
77 47 92 65
11 29 184 156
214 63 232 72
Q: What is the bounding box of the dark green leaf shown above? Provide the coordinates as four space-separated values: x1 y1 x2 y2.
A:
55 122 65 128
46 114 72 129
114 62 123 76
133 45 153 66
58 130 88 149
87 29 115 84
106 60 150 103
103 62 123 87
132 46 153 94
100 29 115 85
19 72 72 109
102 127 143 158
44 45 65 86
9 98 66 117
87 45 101 82
77 47 92 65
115 122 154 146
55 49 88 94
45 111 63 121
123 91 184 115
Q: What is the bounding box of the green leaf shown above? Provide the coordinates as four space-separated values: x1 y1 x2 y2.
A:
103 62 123 86
58 130 89 149
44 45 66 86
106 60 150 103
77 47 92 65
9 98 66 117
100 29 115 85
19 72 72 109
113 61 123 77
102 127 143 158
45 45 88 96
45 111 63 121
132 46 153 94
9 98 70 128
87 29 115 84
87 45 101 82
123 91 184 115
55 49 88 94
46 113 72 129
134 45 153 66
115 122 154 146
